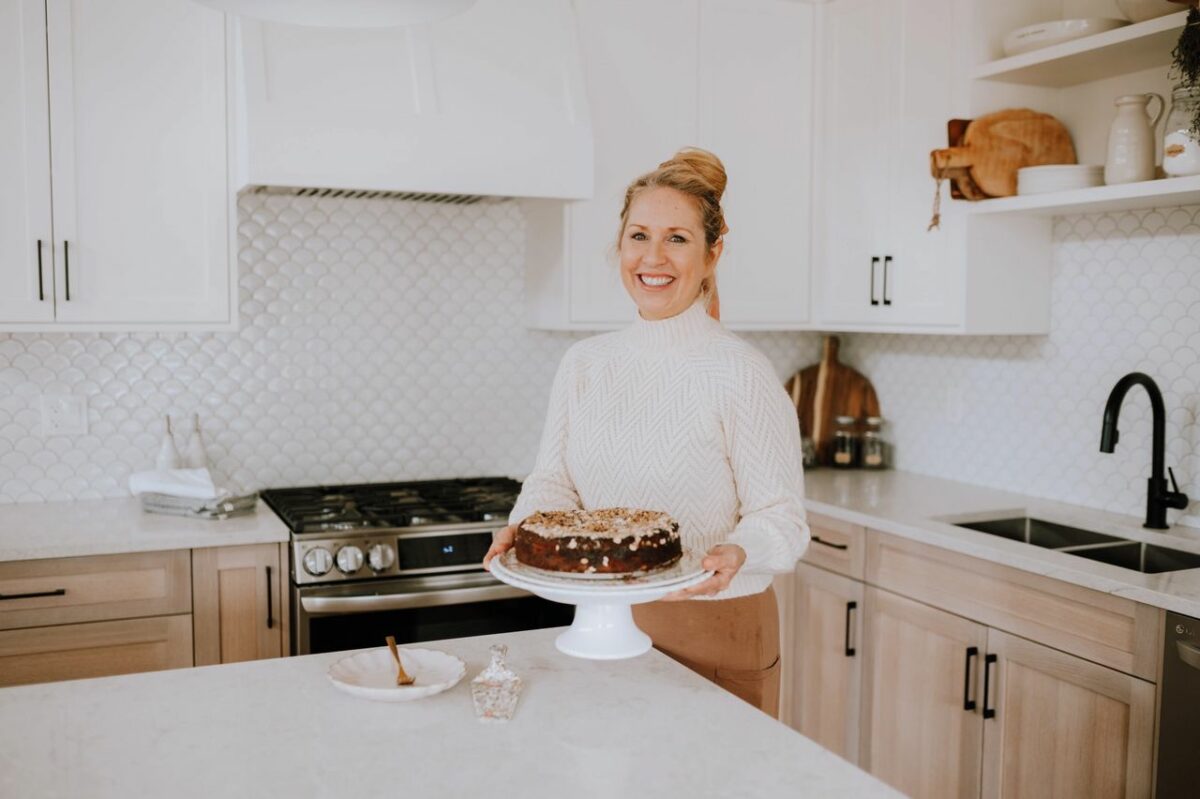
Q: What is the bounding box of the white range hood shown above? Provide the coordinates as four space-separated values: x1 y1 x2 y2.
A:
231 0 594 200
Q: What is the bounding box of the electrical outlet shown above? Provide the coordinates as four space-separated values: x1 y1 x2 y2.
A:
40 395 88 437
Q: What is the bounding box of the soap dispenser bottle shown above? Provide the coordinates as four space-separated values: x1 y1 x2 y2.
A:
155 416 182 471
183 413 209 470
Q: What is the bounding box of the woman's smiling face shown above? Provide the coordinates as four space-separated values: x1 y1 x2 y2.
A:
619 187 721 321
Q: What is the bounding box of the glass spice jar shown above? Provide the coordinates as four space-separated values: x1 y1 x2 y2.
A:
831 415 859 468
861 416 887 470
1163 85 1200 177
801 435 818 469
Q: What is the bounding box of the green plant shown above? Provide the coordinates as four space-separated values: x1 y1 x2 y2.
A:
1171 8 1200 135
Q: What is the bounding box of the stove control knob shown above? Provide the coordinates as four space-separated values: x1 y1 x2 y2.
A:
336 545 364 575
367 543 396 573
303 547 333 576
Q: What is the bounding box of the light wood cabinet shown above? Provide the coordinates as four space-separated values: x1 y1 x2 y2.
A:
0 614 192 688
862 586 987 799
0 550 191 631
192 544 284 666
981 629 1155 799
524 0 815 330
788 523 1160 798
866 530 1160 680
790 562 864 762
0 543 288 686
1 0 235 331
802 512 866 579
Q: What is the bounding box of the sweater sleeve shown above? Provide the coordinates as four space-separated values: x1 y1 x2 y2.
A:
722 355 810 575
508 347 583 525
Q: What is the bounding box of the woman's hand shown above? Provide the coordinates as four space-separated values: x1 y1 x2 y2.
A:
483 524 518 570
661 544 746 601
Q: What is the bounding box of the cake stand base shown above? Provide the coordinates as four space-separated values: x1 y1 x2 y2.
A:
554 603 652 660
488 550 711 661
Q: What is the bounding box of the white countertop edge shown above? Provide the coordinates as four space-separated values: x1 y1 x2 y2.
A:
803 490 1200 618
0 496 290 563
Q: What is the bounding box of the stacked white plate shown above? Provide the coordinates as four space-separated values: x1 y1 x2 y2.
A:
1017 165 1105 195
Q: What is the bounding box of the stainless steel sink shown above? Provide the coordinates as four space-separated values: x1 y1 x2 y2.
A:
956 517 1119 549
1063 542 1200 574
951 515 1200 574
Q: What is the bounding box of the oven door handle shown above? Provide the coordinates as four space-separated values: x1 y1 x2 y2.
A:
300 583 530 614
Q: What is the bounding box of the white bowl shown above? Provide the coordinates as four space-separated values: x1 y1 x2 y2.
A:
1002 19 1129 57
1116 0 1183 24
1017 165 1105 195
327 647 466 701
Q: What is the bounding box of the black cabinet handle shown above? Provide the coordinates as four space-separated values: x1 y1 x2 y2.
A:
882 256 893 306
0 588 66 601
844 600 857 657
963 646 978 711
811 534 848 551
869 256 880 306
36 240 45 301
265 565 274 629
63 240 71 301
983 653 997 719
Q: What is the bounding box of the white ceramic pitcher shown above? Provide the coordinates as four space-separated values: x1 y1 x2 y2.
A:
1105 93 1165 185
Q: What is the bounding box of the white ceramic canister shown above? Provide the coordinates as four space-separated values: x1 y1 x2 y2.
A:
1163 86 1200 177
1104 93 1164 185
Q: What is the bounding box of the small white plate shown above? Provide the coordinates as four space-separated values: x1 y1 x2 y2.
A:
327 647 466 702
1002 18 1128 58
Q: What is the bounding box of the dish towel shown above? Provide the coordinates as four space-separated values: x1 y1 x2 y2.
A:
128 468 222 500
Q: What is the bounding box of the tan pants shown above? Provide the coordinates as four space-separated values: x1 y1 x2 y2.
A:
632 587 781 717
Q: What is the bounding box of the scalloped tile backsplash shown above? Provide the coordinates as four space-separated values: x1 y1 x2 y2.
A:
0 193 820 503
0 196 1196 528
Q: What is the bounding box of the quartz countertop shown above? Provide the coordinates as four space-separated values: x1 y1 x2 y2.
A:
803 469 1200 618
0 627 899 799
0 496 289 562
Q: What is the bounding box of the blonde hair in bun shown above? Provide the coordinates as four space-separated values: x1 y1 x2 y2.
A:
616 147 729 309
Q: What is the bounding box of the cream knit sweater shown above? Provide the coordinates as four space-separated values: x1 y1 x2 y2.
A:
509 300 810 599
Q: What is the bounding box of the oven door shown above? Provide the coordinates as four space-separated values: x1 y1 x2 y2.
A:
291 570 573 655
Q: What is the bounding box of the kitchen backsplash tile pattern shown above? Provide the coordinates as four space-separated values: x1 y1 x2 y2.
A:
0 193 820 503
840 207 1200 529
0 196 1196 529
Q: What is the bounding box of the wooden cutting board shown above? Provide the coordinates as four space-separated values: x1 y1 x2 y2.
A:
930 108 1077 199
785 336 881 465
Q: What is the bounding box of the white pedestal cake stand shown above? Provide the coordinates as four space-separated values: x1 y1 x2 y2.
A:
490 550 711 660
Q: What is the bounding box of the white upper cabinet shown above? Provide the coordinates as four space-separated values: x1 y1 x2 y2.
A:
525 0 816 330
812 0 1051 335
0 0 54 323
1 0 234 331
815 0 961 329
567 0 698 327
698 0 814 329
813 0 893 327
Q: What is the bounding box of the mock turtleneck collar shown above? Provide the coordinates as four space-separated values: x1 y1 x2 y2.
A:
626 300 719 350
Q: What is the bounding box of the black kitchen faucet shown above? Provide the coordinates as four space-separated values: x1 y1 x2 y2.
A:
1100 372 1190 530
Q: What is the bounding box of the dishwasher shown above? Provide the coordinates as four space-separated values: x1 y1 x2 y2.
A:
1157 611 1200 798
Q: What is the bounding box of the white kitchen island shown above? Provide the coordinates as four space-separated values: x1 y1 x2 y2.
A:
0 627 898 799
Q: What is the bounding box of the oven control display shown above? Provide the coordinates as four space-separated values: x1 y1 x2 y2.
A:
398 533 491 571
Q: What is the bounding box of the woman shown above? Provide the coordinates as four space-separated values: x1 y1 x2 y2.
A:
485 147 809 715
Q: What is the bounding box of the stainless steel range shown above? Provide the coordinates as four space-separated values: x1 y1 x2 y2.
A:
261 477 572 655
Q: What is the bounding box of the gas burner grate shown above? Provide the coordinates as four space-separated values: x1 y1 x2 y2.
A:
261 477 522 534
